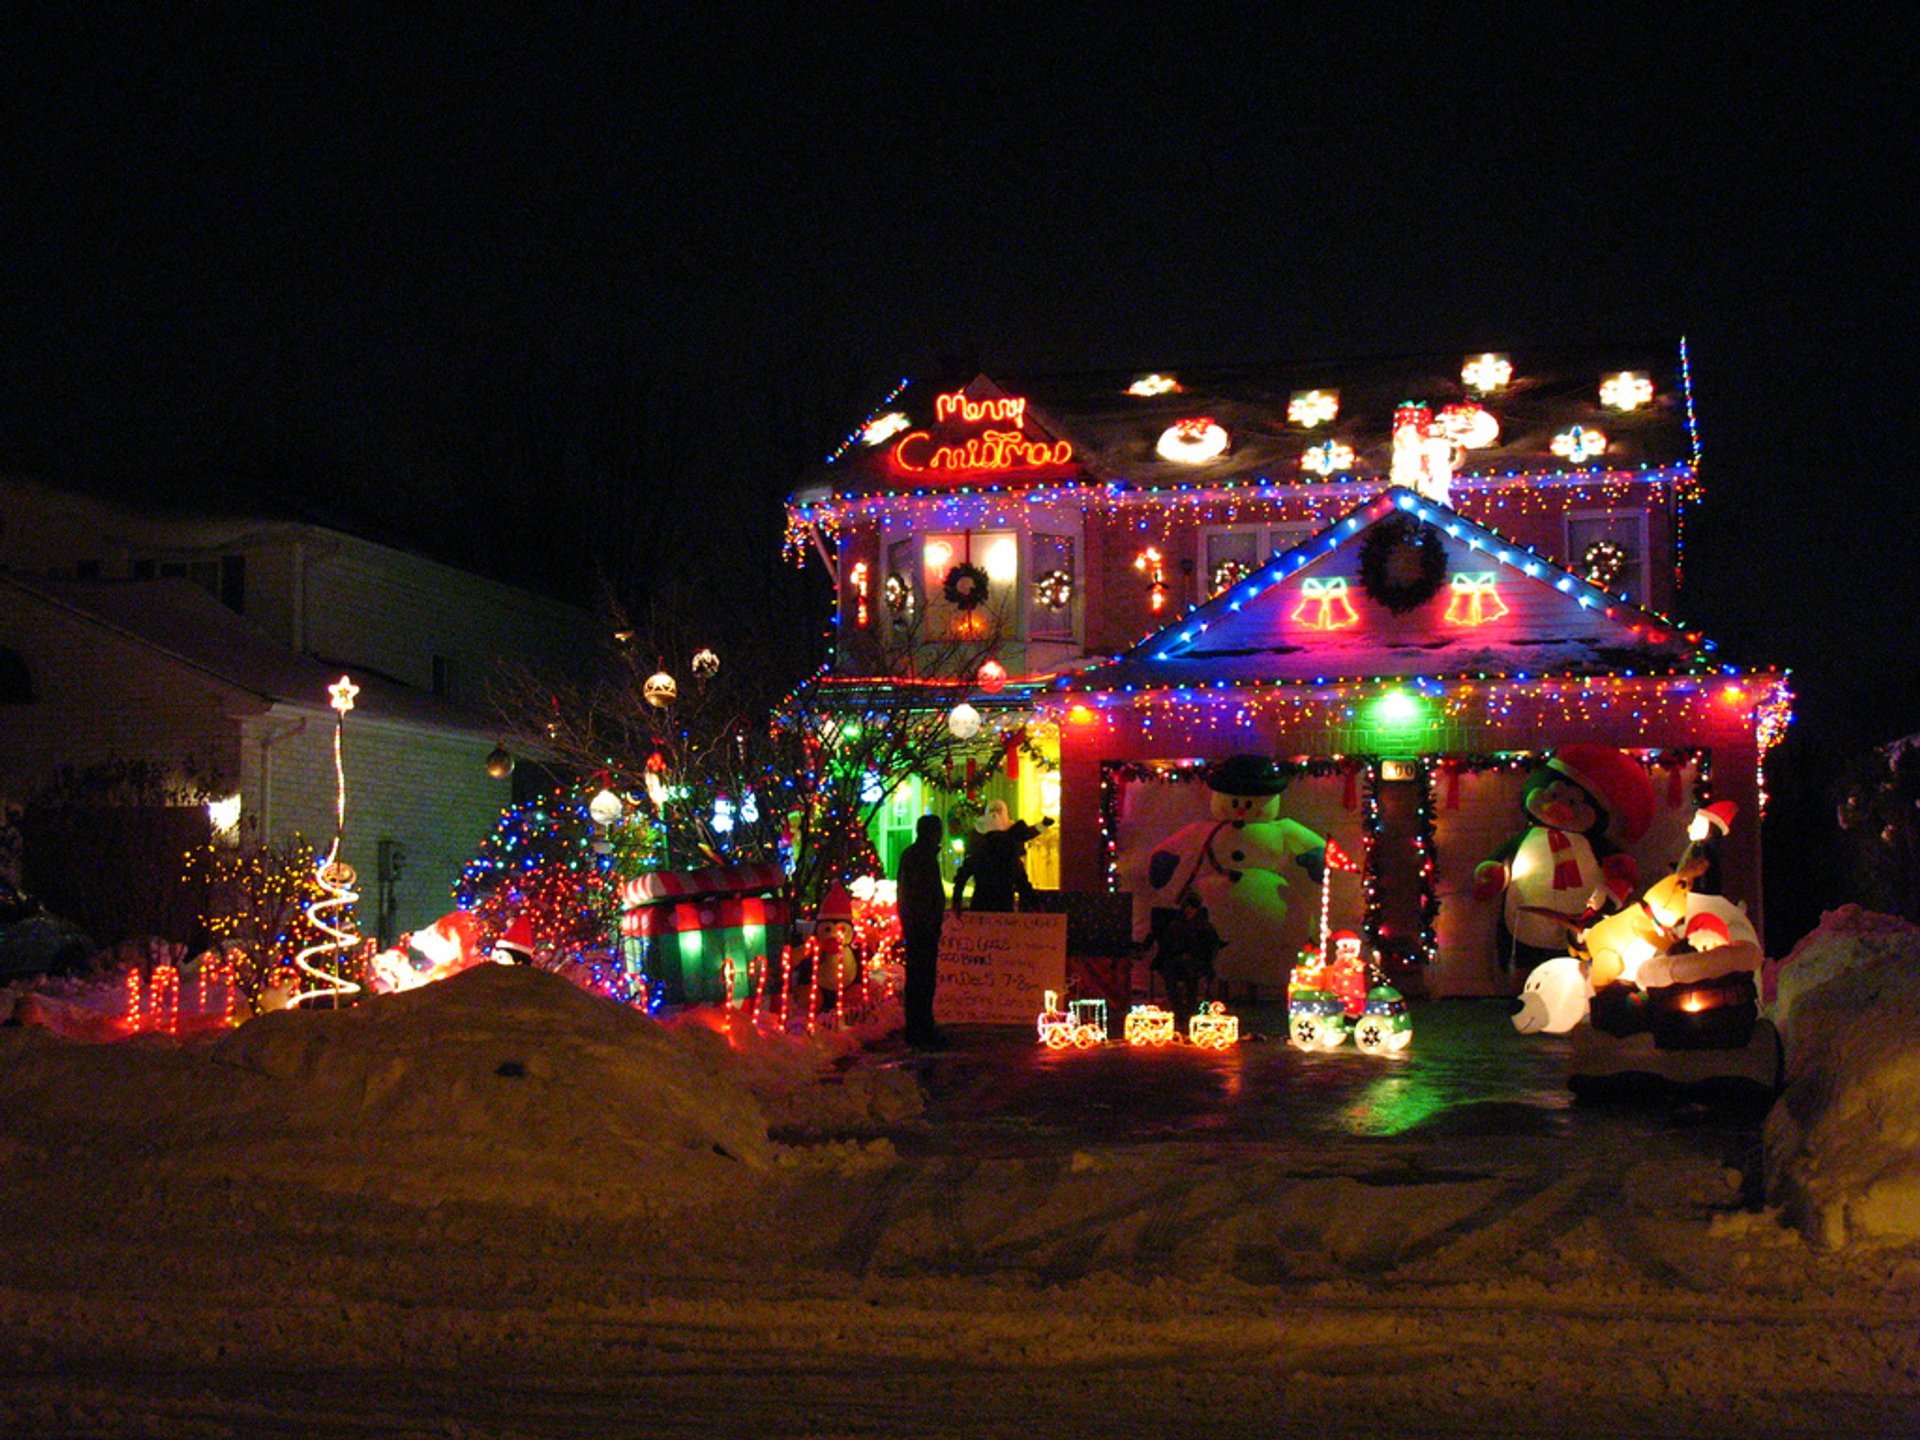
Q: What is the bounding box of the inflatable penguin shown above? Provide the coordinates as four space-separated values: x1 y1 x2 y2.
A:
1474 745 1654 972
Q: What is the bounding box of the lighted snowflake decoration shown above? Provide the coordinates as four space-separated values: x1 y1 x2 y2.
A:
860 411 911 446
1300 440 1355 476
1599 372 1654 411
1287 389 1339 427
1126 373 1182 397
1553 425 1608 463
1461 353 1512 392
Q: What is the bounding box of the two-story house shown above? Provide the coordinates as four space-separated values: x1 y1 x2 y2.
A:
785 342 1789 996
0 476 595 945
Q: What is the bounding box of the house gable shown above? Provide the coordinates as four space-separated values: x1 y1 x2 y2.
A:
1102 488 1710 685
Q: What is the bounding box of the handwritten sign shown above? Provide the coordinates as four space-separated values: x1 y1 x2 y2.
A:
936 911 1068 1025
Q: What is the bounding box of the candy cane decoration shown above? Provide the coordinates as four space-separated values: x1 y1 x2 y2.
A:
290 676 365 1008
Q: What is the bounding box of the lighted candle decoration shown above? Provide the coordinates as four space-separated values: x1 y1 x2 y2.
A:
1187 1001 1239 1049
290 677 364 1008
1300 441 1355 476
1124 1004 1178 1047
1552 425 1608 463
148 962 179 1036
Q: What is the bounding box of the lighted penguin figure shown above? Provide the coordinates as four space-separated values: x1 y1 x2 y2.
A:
1132 755 1326 989
1473 745 1654 972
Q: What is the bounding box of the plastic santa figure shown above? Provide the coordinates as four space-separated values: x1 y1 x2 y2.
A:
1322 929 1371 1019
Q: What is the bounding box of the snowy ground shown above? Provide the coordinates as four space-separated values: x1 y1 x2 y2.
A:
3 956 1918 1438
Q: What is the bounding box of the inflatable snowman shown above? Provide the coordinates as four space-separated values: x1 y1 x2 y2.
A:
1135 755 1326 988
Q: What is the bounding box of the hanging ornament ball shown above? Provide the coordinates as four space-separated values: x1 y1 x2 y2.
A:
644 671 679 708
588 787 625 827
948 702 982 740
485 745 515 779
977 658 1008 693
691 647 720 680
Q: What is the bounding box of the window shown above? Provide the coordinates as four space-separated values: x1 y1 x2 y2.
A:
922 530 1017 637
141 555 246 613
885 537 919 636
1030 533 1075 639
1199 524 1316 599
432 654 457 699
1565 510 1649 606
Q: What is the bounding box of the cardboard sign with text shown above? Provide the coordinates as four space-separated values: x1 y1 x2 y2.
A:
936 910 1068 1025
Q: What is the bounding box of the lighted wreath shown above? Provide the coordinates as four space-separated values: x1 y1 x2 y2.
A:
1034 568 1073 611
1358 516 1448 614
883 570 913 616
943 561 991 611
1210 559 1251 595
1580 539 1627 592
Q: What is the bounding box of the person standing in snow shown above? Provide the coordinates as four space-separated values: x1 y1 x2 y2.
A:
895 813 947 1049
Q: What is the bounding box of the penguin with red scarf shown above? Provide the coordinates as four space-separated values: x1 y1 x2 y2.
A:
1474 745 1655 974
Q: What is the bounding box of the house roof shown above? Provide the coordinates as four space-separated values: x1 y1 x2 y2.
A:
794 339 1697 510
1060 487 1721 691
7 575 503 736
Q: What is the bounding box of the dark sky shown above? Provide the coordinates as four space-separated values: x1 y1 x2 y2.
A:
3 8 1914 762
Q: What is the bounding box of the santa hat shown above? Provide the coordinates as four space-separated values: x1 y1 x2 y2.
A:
1329 929 1361 946
495 913 534 960
816 882 855 924
1684 912 1731 948
1546 744 1655 844
1693 801 1738 838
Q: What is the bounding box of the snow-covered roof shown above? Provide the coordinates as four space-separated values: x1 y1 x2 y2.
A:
795 339 1696 509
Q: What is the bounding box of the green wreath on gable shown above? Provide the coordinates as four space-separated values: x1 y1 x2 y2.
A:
1358 515 1449 615
943 561 992 611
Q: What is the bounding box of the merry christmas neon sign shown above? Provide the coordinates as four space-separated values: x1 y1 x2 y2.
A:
892 389 1075 476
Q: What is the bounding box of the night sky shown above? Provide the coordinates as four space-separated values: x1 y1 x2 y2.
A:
4 9 1913 920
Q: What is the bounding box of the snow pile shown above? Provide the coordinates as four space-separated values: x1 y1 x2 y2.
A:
207 965 780 1217
1763 906 1920 1248
666 1007 924 1135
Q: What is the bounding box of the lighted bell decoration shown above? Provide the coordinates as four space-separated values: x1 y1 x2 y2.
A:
976 658 1008 693
485 745 515 779
644 671 679 708
588 787 625 828
691 647 720 680
948 702 982 740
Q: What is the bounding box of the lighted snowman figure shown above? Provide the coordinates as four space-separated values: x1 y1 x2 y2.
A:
1132 755 1327 990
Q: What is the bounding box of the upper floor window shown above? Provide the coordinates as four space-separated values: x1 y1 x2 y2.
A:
134 554 247 613
922 531 1017 638
1565 510 1648 606
1200 523 1318 599
432 653 458 699
1030 533 1076 640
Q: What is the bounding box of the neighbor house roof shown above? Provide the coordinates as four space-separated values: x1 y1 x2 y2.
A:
7 575 502 736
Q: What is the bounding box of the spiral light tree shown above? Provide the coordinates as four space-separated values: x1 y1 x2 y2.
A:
290 675 365 1007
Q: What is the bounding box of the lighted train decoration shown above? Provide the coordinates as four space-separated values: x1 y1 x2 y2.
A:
1288 984 1413 1054
1036 993 1243 1049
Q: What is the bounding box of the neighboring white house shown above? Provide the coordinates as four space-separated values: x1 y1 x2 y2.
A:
0 476 596 944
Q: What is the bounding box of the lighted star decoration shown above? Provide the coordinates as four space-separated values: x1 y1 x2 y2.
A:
328 675 359 714
1552 425 1608 463
1126 373 1182 397
861 412 911 446
1287 389 1339 426
1461 353 1513 392
1599 372 1654 411
1300 440 1355 475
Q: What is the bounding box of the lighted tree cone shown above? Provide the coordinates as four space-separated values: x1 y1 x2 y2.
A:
290 857 364 1007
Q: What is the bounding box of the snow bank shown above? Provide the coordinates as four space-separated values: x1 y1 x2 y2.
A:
1763 906 1920 1248
670 1008 924 1135
207 965 777 1217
